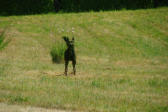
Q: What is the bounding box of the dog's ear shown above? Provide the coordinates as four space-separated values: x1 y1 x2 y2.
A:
63 36 69 42
72 37 75 42
62 36 70 46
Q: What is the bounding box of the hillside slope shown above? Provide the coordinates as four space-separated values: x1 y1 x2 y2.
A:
0 7 168 112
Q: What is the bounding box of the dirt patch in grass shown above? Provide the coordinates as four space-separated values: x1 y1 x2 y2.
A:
0 103 71 112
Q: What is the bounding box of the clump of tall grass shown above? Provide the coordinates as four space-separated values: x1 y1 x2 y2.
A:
50 40 66 63
0 31 10 50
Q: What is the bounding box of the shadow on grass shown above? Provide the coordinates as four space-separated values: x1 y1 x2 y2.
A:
41 71 64 76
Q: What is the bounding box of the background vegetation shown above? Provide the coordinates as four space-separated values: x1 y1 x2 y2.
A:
61 0 168 12
0 0 168 15
0 0 54 15
0 7 168 112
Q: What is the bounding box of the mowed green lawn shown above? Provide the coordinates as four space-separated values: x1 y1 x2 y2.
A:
0 7 168 112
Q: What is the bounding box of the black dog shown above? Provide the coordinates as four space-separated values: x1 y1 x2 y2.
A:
63 36 76 76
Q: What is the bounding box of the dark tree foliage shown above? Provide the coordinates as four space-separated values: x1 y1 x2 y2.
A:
54 0 61 12
0 0 168 15
0 0 54 15
60 0 168 12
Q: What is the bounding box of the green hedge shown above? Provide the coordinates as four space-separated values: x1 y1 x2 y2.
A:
0 0 168 15
61 0 168 12
0 0 54 15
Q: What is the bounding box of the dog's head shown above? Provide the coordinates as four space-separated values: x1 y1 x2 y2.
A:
63 36 75 48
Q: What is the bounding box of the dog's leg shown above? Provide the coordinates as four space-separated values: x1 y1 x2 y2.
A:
65 61 69 76
72 60 76 75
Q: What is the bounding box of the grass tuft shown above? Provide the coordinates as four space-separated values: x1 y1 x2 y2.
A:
0 30 10 51
50 40 66 63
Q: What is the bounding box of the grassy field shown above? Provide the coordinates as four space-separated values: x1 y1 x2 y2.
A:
0 7 168 112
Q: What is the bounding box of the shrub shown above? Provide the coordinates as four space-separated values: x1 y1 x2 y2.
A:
50 40 66 63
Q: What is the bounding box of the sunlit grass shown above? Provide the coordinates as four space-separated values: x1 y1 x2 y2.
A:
0 7 168 112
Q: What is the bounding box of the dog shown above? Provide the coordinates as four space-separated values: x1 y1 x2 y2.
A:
63 36 76 76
